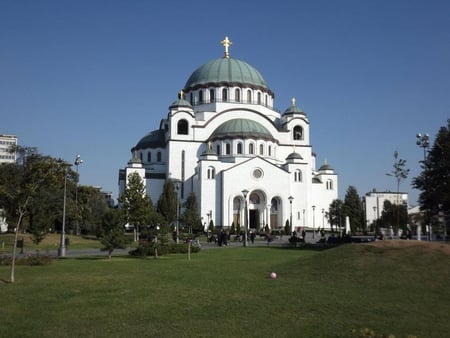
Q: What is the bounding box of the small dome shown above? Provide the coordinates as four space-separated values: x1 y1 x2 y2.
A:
169 98 192 109
286 152 303 160
319 160 334 171
132 129 166 151
209 118 276 142
184 57 270 93
169 90 193 109
128 157 143 165
283 97 305 115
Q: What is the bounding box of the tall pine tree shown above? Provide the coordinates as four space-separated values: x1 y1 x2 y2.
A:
413 119 450 233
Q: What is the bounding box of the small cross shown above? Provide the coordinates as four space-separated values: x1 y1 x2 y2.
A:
221 36 232 58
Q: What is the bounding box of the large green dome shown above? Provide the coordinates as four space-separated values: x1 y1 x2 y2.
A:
184 57 269 92
209 118 276 142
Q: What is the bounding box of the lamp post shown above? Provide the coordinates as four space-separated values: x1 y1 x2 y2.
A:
416 132 430 240
416 133 430 163
58 168 68 257
322 208 325 230
288 196 294 232
74 154 83 235
175 181 180 244
242 189 249 247
312 205 316 239
373 206 377 232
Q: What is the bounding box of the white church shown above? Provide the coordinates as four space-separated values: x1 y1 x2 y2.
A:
119 37 338 232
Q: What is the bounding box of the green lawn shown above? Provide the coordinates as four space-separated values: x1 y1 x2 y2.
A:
1 241 449 338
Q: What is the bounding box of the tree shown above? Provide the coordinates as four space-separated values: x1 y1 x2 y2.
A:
77 185 111 235
180 192 202 235
156 180 178 225
0 146 71 283
328 199 344 232
119 172 153 242
386 151 410 232
284 219 291 236
413 119 450 236
343 186 364 233
100 208 128 259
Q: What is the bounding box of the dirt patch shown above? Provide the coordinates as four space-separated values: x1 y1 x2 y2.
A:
367 239 450 255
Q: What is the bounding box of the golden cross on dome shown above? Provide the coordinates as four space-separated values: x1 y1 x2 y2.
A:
292 97 296 106
178 90 184 99
221 36 232 58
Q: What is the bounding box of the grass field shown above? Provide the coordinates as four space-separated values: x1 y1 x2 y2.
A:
1 239 449 338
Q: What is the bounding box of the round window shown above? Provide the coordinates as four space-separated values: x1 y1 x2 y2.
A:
253 168 263 179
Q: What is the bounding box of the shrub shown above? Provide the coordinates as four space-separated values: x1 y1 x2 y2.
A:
128 241 200 257
0 253 52 266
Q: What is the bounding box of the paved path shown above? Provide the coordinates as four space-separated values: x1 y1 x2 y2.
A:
10 232 327 258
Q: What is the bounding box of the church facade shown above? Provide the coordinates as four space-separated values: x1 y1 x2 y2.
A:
119 37 338 232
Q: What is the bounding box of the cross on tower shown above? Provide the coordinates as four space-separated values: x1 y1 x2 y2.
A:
221 36 232 58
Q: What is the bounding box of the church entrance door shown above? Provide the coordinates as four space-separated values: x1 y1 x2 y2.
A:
249 210 259 230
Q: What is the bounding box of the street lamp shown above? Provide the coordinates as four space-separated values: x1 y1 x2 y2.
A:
242 189 249 247
416 133 430 163
312 205 316 239
322 208 325 231
74 154 83 235
288 196 294 232
174 180 181 244
58 168 68 257
373 206 377 232
302 209 305 228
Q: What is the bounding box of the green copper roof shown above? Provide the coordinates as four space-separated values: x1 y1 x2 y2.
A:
209 118 275 141
184 57 269 91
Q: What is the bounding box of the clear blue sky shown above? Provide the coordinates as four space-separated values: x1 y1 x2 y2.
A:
1 0 449 205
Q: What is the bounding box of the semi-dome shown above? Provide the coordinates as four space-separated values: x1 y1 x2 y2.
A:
184 57 270 93
209 118 276 142
132 129 166 151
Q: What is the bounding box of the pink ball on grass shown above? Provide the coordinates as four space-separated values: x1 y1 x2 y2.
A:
270 272 277 279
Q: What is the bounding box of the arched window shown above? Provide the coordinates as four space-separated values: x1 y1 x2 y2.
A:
235 88 241 102
237 142 243 154
265 94 268 107
222 88 228 102
293 125 303 140
259 144 264 155
295 169 302 182
249 143 254 154
326 179 333 190
210 89 215 102
207 166 215 179
147 152 151 162
226 143 231 155
249 192 260 204
177 119 188 135
216 144 220 155
157 151 162 162
247 90 252 103
257 92 261 104
139 152 143 161
199 90 204 104
268 145 272 156
271 198 278 212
